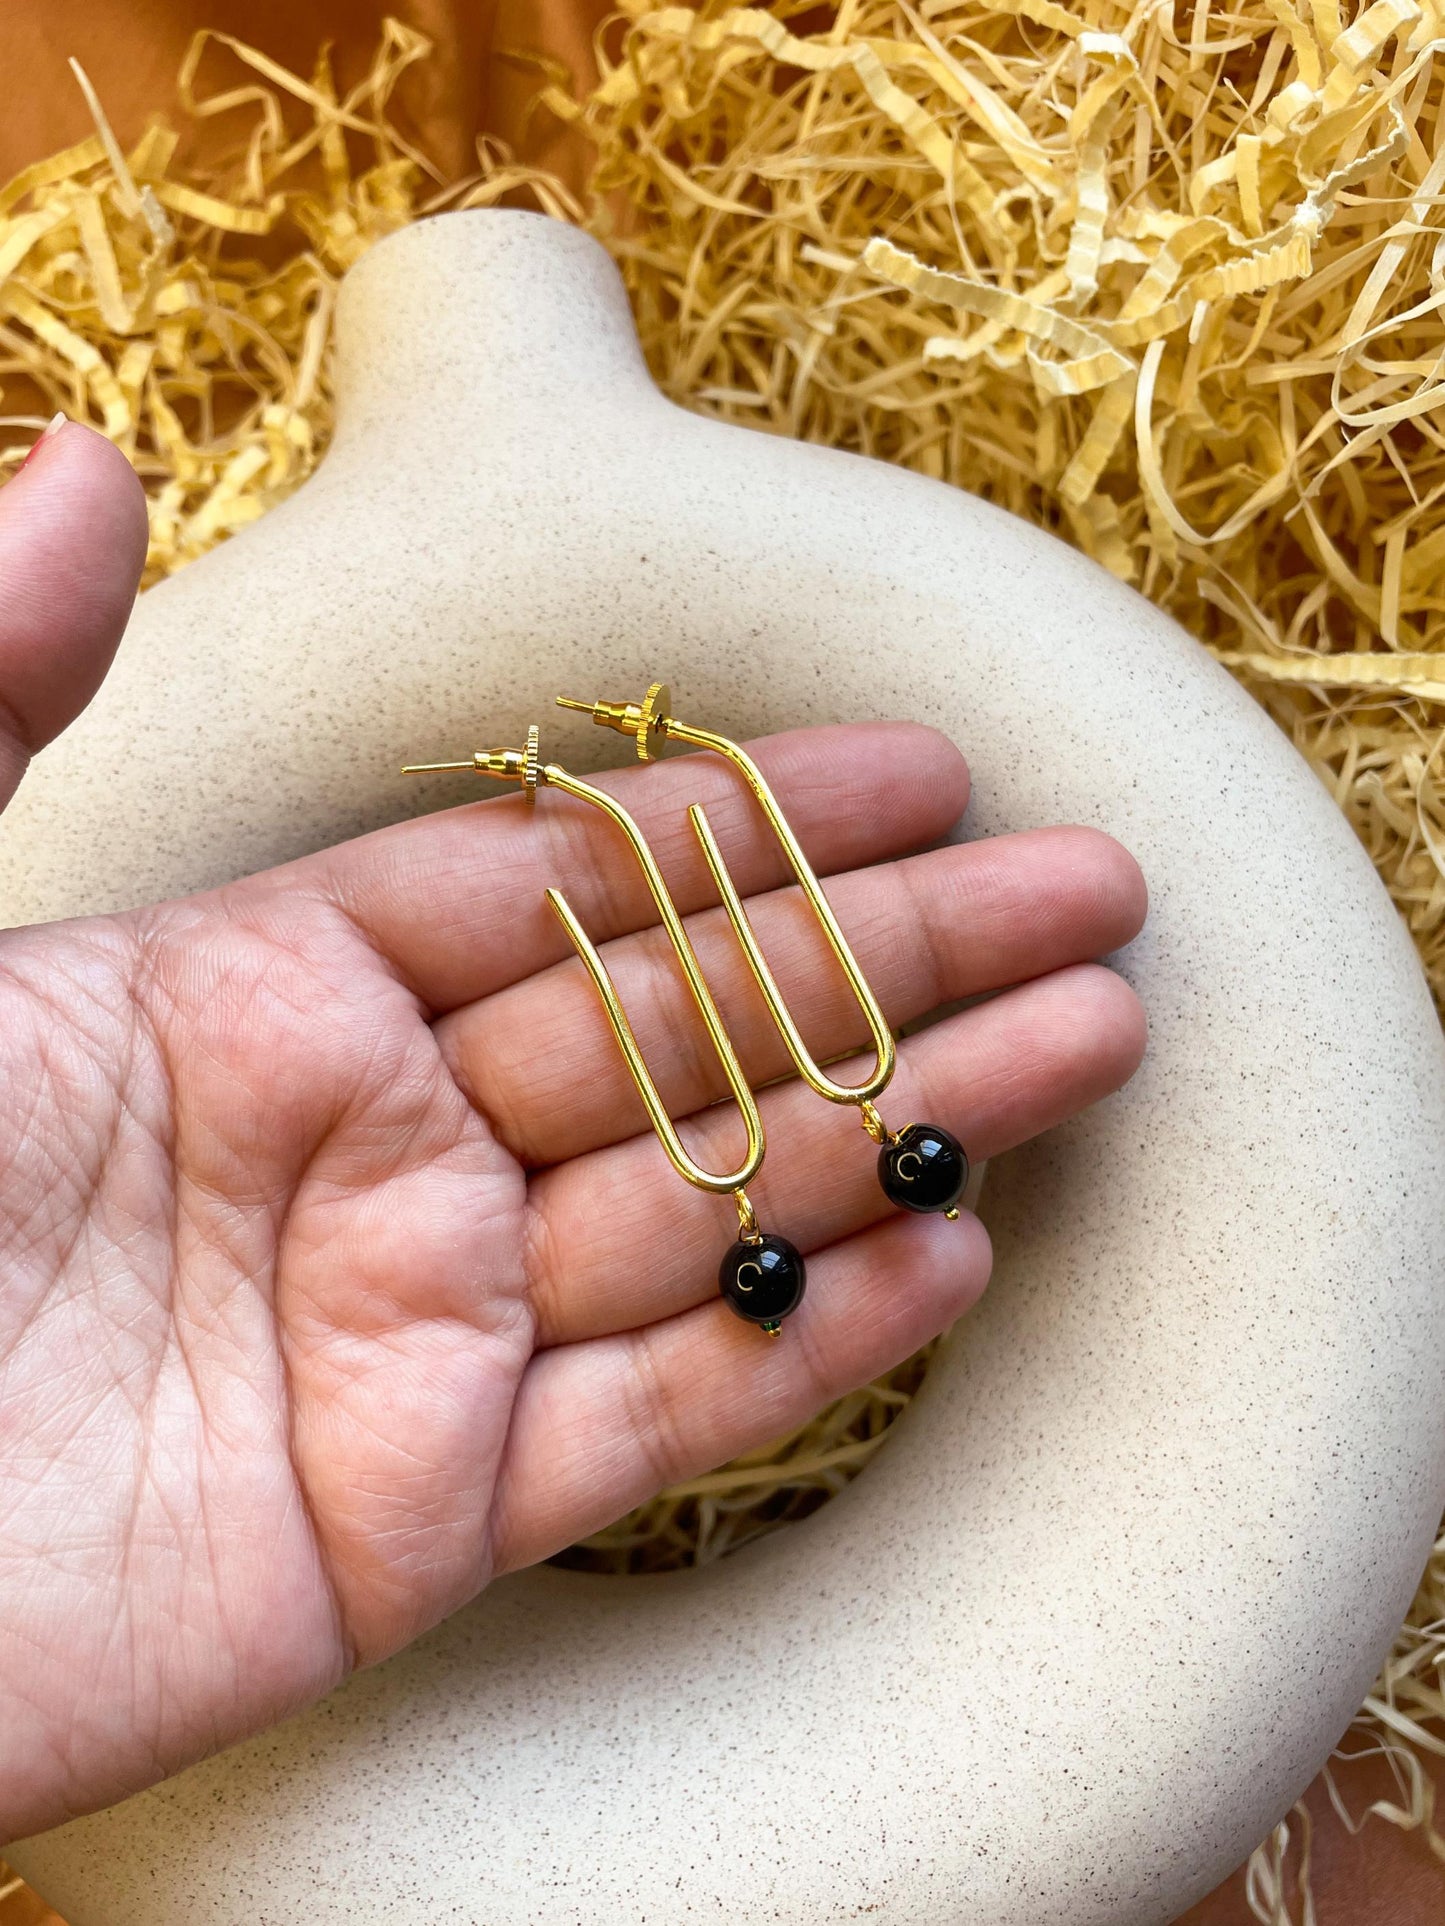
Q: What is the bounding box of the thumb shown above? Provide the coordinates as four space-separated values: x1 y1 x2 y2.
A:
0 416 149 814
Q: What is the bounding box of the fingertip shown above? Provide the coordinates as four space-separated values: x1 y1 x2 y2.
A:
0 417 148 755
798 1209 991 1390
862 719 972 835
1055 823 1149 948
751 717 970 853
992 823 1148 964
887 1202 993 1327
12 415 150 578
1056 959 1149 1093
1109 971 1149 1081
12 415 148 538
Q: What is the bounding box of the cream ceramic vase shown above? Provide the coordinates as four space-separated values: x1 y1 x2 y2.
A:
7 211 1445 1926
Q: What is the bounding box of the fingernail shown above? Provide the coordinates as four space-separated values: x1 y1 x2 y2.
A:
19 412 67 472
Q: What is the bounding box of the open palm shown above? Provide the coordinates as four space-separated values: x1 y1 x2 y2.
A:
0 426 1146 1845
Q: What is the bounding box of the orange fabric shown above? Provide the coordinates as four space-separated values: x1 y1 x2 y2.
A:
1178 1756 1445 1925
0 1 607 190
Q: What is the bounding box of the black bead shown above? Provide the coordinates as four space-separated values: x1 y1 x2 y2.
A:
718 1233 806 1326
878 1122 968 1214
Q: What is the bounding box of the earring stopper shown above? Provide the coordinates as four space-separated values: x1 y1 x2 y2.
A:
402 724 542 803
556 683 671 761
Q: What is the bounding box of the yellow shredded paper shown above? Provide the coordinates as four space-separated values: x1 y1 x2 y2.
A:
0 8 1444 1920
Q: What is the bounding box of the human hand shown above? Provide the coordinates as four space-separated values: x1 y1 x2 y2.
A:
0 425 1147 1843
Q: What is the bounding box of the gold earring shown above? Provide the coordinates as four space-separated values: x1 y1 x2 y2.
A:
402 725 806 1335
556 687 969 1222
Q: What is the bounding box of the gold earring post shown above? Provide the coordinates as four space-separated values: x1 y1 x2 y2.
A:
402 726 542 800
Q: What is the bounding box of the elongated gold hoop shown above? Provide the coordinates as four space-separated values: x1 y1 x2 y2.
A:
558 690 895 1104
556 685 969 1222
401 724 806 1333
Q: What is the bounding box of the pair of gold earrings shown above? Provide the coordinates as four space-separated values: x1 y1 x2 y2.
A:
404 682 968 1338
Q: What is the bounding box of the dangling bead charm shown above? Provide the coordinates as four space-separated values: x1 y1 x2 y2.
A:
862 1099 967 1217
878 1121 969 1217
719 1189 805 1332
719 1234 807 1330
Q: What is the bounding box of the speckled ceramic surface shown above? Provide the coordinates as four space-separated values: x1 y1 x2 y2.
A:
7 211 1445 1926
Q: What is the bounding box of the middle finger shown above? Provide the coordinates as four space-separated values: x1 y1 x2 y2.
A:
436 824 1144 1169
522 959 1145 1346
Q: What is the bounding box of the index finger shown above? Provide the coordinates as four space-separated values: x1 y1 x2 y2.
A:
272 722 970 1014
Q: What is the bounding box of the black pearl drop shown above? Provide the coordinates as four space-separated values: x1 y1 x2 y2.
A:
878 1122 968 1214
719 1233 806 1327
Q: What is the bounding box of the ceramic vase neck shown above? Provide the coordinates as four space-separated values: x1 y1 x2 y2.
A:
328 210 654 448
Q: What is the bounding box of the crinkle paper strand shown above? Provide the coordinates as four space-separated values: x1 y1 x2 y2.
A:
1 7 1444 1920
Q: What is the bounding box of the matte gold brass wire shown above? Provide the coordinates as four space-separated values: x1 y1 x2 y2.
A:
402 737 765 1197
557 687 898 1108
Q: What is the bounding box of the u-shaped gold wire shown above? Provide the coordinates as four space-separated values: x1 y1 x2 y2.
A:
401 730 765 1197
556 687 897 1108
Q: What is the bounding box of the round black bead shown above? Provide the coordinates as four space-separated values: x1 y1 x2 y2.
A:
718 1233 806 1326
878 1122 968 1214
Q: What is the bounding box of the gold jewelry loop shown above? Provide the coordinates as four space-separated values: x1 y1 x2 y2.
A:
733 1187 761 1243
557 687 897 1108
543 763 764 1193
402 733 765 1197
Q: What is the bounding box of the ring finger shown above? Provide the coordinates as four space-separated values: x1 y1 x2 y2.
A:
523 959 1145 1346
439 825 1145 1169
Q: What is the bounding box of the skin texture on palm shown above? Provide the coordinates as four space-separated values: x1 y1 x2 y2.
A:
0 425 1147 1845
